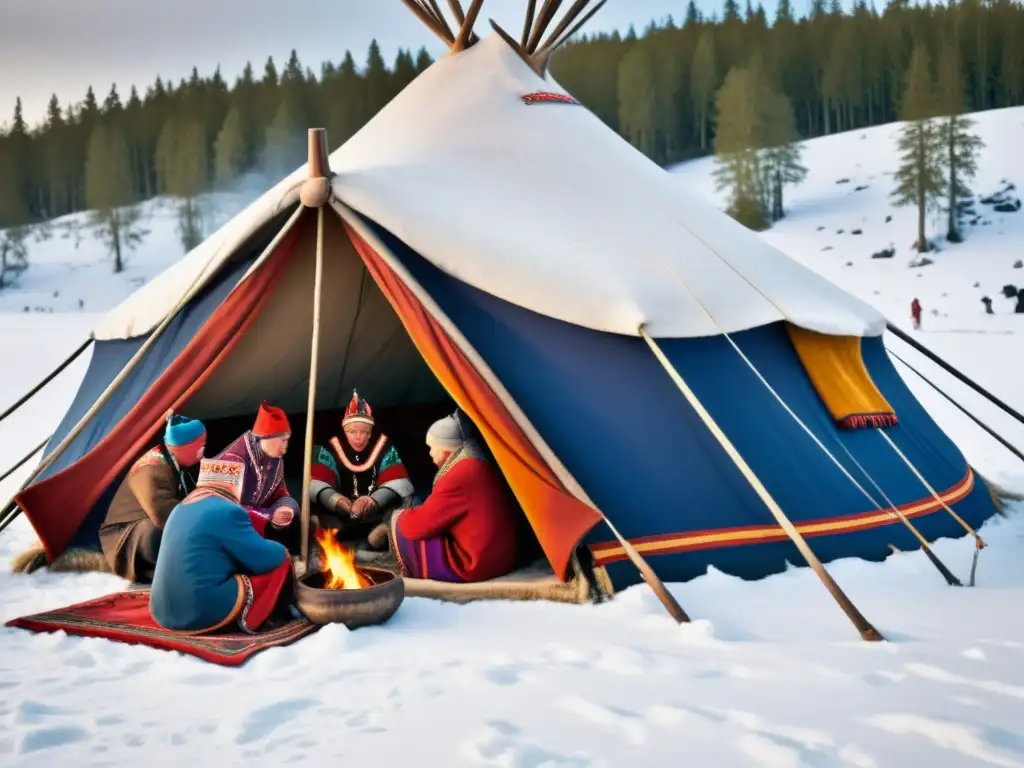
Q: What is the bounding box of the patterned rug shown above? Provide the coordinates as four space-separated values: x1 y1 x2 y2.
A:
6 591 318 667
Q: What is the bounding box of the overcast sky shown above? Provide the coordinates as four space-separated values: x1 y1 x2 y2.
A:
0 0 773 127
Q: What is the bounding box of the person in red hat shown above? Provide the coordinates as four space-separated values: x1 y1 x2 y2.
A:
309 390 416 552
215 401 299 544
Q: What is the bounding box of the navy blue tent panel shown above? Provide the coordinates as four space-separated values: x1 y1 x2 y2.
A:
367 216 997 591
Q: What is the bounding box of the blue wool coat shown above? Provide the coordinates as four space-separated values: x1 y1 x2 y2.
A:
149 493 288 632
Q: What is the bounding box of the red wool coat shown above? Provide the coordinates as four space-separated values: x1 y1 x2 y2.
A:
397 457 520 582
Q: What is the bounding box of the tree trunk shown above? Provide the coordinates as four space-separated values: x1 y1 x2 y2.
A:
112 210 124 274
947 120 957 242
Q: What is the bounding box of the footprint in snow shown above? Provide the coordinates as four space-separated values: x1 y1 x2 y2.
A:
233 698 319 745
557 695 647 746
463 719 594 767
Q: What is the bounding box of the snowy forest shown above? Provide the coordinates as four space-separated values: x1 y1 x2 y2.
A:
0 0 1020 246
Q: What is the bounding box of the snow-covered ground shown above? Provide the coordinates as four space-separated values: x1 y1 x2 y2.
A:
0 108 1023 767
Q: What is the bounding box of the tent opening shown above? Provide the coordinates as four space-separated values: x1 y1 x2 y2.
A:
171 210 547 574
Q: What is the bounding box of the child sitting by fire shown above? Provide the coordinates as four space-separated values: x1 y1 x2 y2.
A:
384 411 520 583
308 390 416 555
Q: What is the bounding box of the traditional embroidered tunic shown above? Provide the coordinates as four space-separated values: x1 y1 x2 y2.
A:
215 431 299 531
391 441 519 583
311 431 415 513
149 489 291 633
99 446 192 582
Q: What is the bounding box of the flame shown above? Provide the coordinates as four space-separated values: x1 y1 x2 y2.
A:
315 528 372 590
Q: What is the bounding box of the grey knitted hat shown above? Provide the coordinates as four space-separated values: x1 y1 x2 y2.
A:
426 412 465 451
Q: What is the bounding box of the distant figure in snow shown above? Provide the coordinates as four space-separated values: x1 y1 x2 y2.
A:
981 296 994 315
910 298 922 330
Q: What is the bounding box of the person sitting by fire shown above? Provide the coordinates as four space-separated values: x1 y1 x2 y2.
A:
387 411 519 583
97 412 207 584
309 390 415 553
149 458 295 634
215 401 300 548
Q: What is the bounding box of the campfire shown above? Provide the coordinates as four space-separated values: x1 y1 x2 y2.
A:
314 528 372 590
294 527 405 627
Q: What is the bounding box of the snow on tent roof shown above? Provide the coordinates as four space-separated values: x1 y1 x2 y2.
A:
93 32 887 343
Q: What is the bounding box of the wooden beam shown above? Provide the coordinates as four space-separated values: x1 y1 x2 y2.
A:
451 0 485 52
424 0 456 41
537 0 590 54
526 0 564 53
490 19 543 76
400 0 453 45
521 0 538 46
539 0 607 57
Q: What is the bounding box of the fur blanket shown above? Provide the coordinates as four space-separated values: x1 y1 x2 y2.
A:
10 541 111 575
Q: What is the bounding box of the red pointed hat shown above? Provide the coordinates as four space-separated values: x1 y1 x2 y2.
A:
342 389 374 428
253 401 291 438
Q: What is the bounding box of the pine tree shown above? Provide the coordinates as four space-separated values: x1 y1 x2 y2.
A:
262 100 303 176
364 40 391 115
691 29 717 152
85 123 147 272
936 35 984 243
214 107 246 187
890 44 944 253
758 86 807 222
156 117 208 251
713 66 766 229
40 95 68 218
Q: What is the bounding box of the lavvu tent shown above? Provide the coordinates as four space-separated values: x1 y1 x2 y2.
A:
3 1 1001 636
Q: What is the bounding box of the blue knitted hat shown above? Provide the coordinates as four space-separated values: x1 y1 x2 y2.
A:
164 413 206 447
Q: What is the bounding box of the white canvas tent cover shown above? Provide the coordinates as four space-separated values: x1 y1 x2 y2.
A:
93 33 887 343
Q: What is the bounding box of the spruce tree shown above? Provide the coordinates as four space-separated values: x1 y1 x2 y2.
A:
156 117 208 251
713 65 766 229
85 123 147 272
214 107 246 187
262 100 303 176
758 86 807 222
890 43 944 253
691 29 717 152
936 35 984 243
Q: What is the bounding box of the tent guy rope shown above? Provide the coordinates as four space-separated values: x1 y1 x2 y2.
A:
638 325 885 642
0 337 92 426
887 346 1024 467
886 322 1024 429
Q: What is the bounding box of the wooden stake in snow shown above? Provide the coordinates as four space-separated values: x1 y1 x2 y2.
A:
298 128 333 573
638 325 885 642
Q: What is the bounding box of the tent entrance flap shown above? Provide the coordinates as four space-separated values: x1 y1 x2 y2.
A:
177 210 573 579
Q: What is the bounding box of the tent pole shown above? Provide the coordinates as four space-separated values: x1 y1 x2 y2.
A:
0 338 93 426
886 323 1024 429
638 325 885 642
298 128 333 575
0 204 306 537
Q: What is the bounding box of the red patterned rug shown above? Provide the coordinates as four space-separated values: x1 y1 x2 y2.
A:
6 591 318 667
